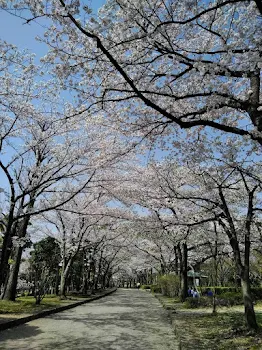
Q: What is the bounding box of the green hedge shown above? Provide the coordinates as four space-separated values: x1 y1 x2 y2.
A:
199 287 241 295
184 288 262 309
200 286 262 299
158 274 180 297
251 287 262 300
184 292 243 308
218 292 243 306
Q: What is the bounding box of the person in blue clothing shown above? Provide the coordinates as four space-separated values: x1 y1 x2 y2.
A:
192 288 199 298
207 288 213 297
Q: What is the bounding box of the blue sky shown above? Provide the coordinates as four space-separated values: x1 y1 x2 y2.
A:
0 0 106 55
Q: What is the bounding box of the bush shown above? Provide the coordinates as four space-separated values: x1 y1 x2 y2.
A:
150 284 162 293
184 292 244 308
184 296 212 308
199 286 242 294
251 287 262 300
184 286 262 309
140 285 151 290
200 286 262 301
158 274 180 297
217 292 243 306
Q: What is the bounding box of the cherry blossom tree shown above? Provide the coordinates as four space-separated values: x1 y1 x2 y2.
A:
0 44 133 300
99 139 262 329
164 140 262 330
42 209 101 298
5 0 261 148
1 0 262 332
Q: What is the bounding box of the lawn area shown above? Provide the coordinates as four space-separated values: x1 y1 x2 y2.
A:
155 294 262 350
0 295 74 314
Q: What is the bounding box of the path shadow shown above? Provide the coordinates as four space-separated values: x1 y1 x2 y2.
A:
0 323 43 341
28 331 153 350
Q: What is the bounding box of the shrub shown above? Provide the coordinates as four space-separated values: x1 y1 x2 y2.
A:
158 274 180 297
150 284 162 293
184 296 212 308
140 285 151 290
200 286 262 301
214 287 240 295
217 292 243 306
184 292 244 308
184 286 262 309
251 287 262 300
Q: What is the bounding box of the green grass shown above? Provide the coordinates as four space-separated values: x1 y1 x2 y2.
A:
0 296 62 314
156 294 262 350
0 293 94 315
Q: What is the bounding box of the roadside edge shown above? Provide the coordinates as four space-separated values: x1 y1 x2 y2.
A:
0 288 117 332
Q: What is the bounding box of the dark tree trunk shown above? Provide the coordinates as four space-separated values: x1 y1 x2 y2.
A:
0 221 17 289
0 233 12 289
55 266 60 295
181 243 188 301
212 223 218 314
0 200 16 289
2 246 23 301
2 214 31 301
241 271 258 331
60 258 72 298
174 246 179 275
178 243 188 301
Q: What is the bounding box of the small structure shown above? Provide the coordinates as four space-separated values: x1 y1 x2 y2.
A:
187 270 208 287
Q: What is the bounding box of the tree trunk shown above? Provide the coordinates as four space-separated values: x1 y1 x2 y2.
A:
178 243 188 301
0 233 12 289
60 257 73 298
212 223 218 314
2 246 23 301
182 243 188 301
241 273 258 331
1 214 31 301
60 272 66 298
174 246 179 275
55 266 60 295
81 274 87 294
0 221 17 289
0 203 16 289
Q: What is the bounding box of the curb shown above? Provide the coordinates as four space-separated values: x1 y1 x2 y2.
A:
0 288 117 332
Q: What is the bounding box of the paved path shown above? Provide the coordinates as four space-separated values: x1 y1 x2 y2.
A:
0 289 178 350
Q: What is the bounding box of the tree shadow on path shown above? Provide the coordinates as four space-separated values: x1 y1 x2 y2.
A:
0 323 43 341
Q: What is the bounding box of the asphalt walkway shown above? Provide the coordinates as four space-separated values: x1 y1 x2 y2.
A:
0 289 178 350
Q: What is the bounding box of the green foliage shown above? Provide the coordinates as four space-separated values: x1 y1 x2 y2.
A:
218 292 243 306
158 274 180 297
0 296 61 314
184 296 211 308
30 237 61 303
31 237 61 270
199 286 262 302
199 286 241 295
251 287 262 300
150 284 162 293
140 284 151 290
184 292 244 309
8 258 15 265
